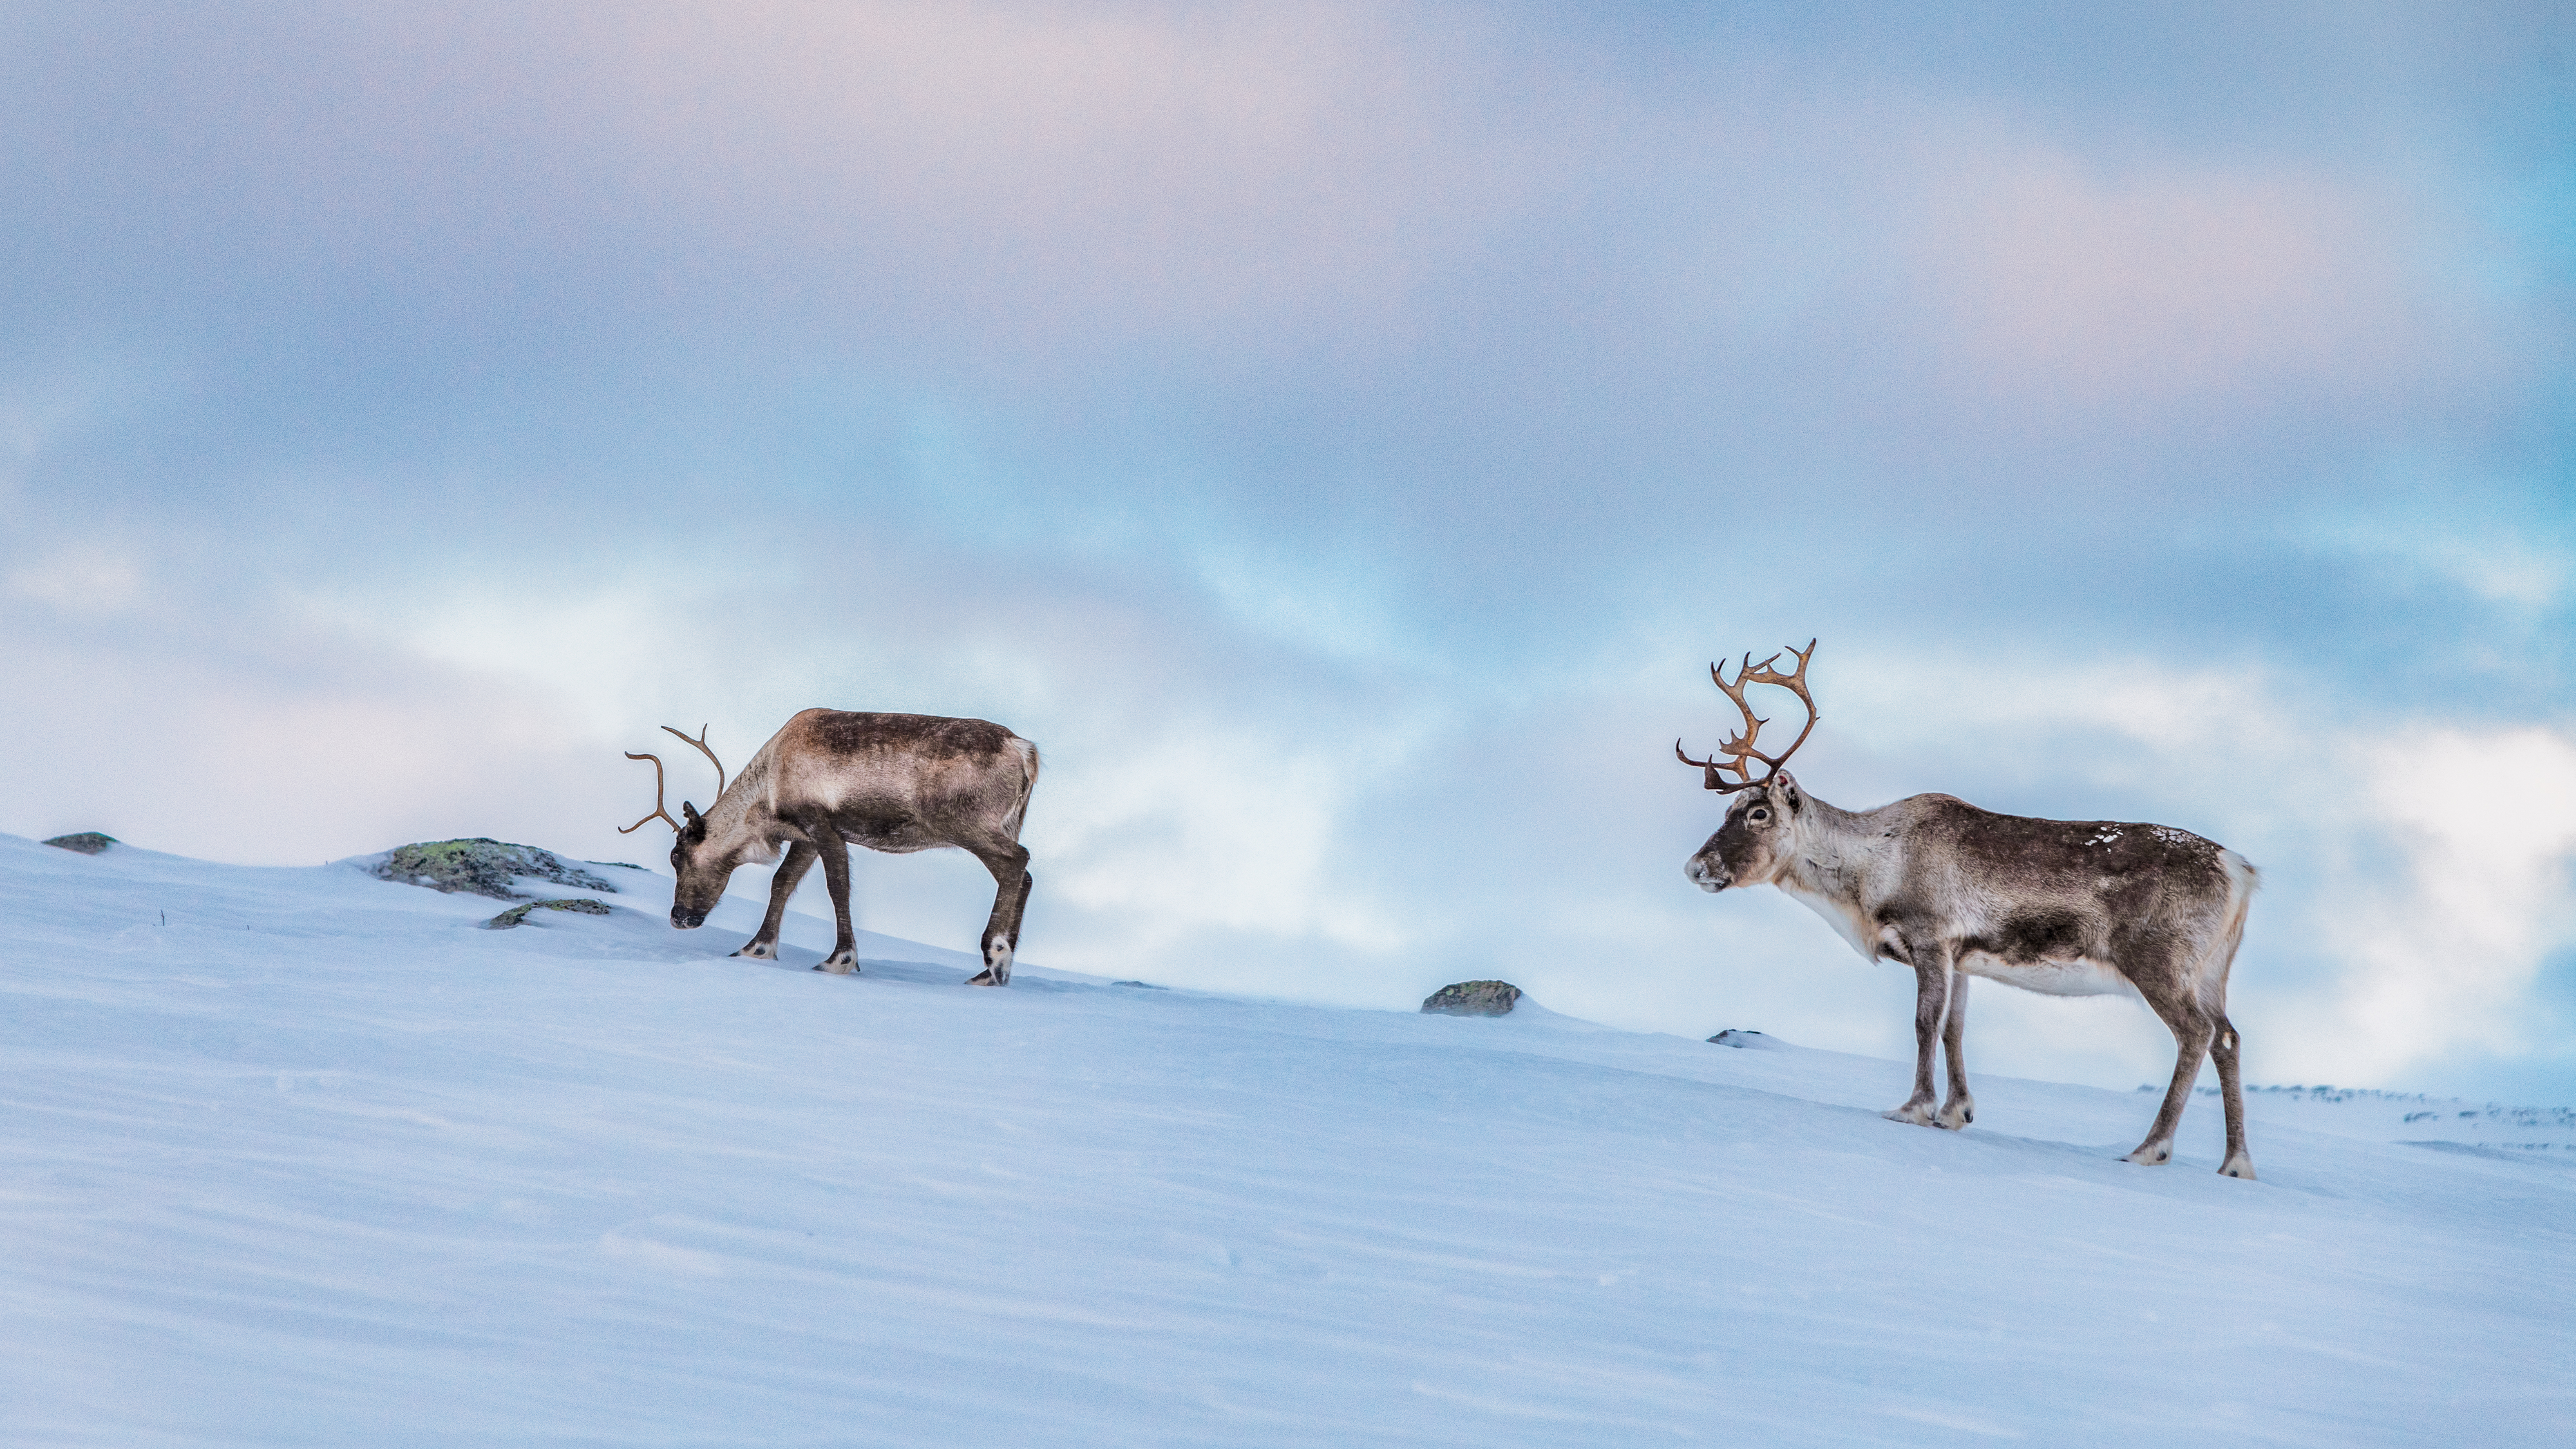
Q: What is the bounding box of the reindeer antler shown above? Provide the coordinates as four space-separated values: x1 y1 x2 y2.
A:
619 724 726 835
661 723 726 797
1677 638 1819 792
620 752 681 834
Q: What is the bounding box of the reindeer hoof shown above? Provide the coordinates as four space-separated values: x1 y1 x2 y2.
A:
964 970 1006 987
2122 1144 2174 1166
812 958 860 976
2218 1155 2257 1180
1936 1103 1974 1130
1880 1103 1938 1126
732 942 777 960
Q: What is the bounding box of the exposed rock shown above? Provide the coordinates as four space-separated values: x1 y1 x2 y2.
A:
1421 980 1522 1017
43 832 118 855
1707 1029 1787 1050
1112 980 1166 990
374 839 620 901
481 898 614 930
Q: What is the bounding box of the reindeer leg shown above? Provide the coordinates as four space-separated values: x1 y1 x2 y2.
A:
963 842 1032 987
2211 1012 2256 1179
811 832 862 975
734 840 817 961
1882 942 1951 1127
1003 868 1033 967
1936 970 1975 1130
2126 989 2213 1166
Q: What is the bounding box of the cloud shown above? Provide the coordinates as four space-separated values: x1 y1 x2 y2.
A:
1909 144 2436 410
2303 514 2575 612
8 544 146 616
2310 728 2576 1073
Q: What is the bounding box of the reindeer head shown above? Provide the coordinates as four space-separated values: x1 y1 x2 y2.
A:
1678 639 1818 893
620 724 735 929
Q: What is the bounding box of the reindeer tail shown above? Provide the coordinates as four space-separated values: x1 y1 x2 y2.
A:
2202 849 2260 1006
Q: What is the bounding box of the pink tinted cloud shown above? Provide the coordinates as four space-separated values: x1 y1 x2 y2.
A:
1904 138 2474 413
563 1 1569 353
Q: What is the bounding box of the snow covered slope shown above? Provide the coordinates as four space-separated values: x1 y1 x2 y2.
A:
4 833 2571 1446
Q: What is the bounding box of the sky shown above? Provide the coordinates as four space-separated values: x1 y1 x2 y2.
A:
5 1 2573 1102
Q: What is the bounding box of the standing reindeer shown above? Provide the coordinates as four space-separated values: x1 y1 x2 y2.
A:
1678 642 2259 1179
622 710 1040 985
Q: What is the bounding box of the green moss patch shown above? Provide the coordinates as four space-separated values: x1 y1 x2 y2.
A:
374 839 620 901
480 898 614 930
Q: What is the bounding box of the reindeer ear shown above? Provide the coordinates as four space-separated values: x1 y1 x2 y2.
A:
681 801 701 824
1774 772 1801 811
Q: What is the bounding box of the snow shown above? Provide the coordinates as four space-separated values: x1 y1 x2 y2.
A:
4 832 2571 1446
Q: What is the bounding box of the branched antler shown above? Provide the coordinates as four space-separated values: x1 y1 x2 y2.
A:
1677 638 1820 792
619 724 728 835
662 724 726 797
620 752 680 834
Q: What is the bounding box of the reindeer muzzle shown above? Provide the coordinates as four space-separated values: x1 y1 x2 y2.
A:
1685 856 1730 893
671 907 708 930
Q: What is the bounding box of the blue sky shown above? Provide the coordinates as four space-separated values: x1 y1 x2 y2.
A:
6 1 2572 1100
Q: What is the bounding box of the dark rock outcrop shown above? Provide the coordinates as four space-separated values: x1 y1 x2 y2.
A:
43 833 118 855
1421 980 1522 1016
373 839 620 901
481 898 614 930
1707 1029 1786 1050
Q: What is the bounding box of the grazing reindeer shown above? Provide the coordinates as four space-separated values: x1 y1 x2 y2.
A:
622 710 1040 985
1678 642 2259 1179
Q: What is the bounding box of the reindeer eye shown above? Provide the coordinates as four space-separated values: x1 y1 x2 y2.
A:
1748 808 1770 822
